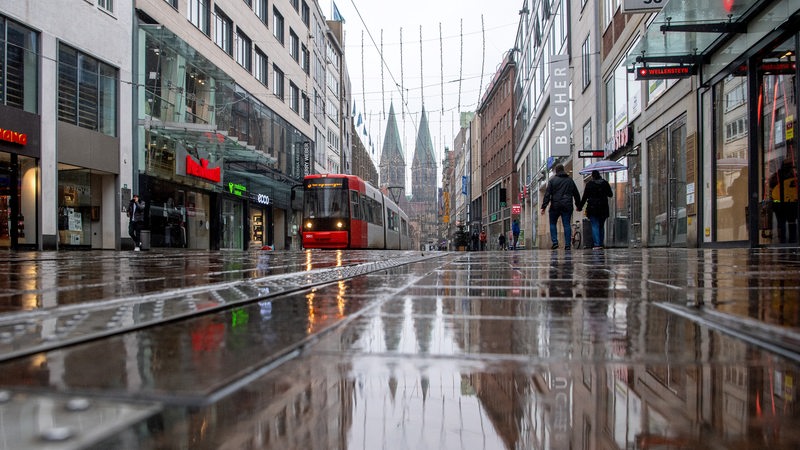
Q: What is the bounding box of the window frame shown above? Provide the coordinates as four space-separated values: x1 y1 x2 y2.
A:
273 8 284 45
236 28 252 71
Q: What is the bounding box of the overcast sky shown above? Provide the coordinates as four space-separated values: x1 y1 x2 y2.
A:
325 0 522 193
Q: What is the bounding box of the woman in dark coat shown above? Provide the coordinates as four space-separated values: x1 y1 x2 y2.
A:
579 170 613 249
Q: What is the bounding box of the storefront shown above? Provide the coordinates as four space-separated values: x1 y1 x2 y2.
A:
0 119 39 250
133 24 309 251
629 0 799 248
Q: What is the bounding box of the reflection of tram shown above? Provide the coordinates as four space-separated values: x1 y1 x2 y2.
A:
301 174 411 249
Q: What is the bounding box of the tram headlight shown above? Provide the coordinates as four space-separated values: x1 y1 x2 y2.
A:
305 221 312 229
336 221 344 229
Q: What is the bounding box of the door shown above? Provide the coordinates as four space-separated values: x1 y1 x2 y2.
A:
648 117 688 246
221 198 243 249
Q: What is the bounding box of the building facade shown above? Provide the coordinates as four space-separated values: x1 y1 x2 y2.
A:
0 0 134 250
478 54 517 248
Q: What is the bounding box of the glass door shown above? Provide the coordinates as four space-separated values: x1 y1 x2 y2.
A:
221 198 243 249
648 117 688 246
759 36 798 245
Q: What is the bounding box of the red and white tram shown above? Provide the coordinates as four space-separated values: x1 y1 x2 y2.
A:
301 174 412 249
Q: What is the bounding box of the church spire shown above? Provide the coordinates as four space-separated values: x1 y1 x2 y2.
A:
379 102 406 190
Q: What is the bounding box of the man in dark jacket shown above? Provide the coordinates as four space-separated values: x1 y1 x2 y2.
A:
128 194 146 251
541 164 582 249
579 170 614 249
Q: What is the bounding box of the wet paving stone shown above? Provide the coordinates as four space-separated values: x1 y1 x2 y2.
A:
0 248 799 449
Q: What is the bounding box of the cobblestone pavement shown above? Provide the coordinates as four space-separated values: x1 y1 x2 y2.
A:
0 247 799 449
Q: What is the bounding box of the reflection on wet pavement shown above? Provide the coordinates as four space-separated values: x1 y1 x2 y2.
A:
0 248 799 449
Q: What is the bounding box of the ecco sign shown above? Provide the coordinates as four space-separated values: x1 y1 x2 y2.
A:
255 193 270 205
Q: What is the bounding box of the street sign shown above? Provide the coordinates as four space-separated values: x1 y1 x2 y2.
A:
622 0 666 13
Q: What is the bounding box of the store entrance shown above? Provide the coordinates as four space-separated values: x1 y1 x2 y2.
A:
758 35 798 246
648 117 688 246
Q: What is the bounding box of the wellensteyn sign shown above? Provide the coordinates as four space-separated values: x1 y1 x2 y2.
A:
550 55 570 157
621 0 665 13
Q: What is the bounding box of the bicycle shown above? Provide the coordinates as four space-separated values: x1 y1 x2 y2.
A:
571 219 582 249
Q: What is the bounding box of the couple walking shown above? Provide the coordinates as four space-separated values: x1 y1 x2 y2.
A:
540 163 613 250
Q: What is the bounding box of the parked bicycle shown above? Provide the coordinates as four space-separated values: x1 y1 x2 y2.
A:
571 219 582 249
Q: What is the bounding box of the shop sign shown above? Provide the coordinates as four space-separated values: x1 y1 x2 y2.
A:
604 126 633 154
186 156 221 182
550 55 571 156
0 127 27 145
254 193 270 205
512 204 521 215
303 141 311 177
636 66 694 80
622 0 665 13
228 182 246 197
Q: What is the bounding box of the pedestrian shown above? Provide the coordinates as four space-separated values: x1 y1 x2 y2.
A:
128 193 146 251
479 228 487 251
471 230 479 251
579 169 613 249
769 159 798 243
498 233 506 250
540 163 582 250
511 219 520 250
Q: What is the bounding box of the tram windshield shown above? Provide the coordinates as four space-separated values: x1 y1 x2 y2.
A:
303 179 349 219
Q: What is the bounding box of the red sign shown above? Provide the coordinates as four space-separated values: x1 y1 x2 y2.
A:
636 66 694 80
0 128 27 145
512 204 521 215
186 156 221 182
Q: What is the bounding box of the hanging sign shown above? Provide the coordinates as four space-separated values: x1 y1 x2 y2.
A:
636 66 694 80
622 0 666 13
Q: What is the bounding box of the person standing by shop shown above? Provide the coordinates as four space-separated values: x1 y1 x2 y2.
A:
540 163 582 250
579 170 614 249
479 228 487 250
128 194 146 251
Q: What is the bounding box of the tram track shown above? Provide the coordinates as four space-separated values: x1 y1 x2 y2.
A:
0 253 443 363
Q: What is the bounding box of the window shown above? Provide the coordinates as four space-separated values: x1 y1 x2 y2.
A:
581 35 591 90
273 8 284 44
1 17 39 113
302 2 310 27
214 7 232 55
164 0 178 8
301 45 310 74
301 93 310 121
289 29 299 61
57 43 117 136
236 28 252 70
254 48 267 85
583 120 592 150
273 64 284 100
97 0 113 13
188 0 210 35
290 82 299 112
253 0 267 24
290 0 299 11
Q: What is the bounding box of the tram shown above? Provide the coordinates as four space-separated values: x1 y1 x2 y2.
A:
301 174 412 249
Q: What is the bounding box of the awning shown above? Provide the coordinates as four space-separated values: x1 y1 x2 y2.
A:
626 0 768 67
143 120 277 166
